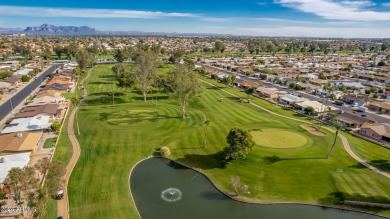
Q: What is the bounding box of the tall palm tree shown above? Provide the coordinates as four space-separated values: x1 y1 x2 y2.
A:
204 120 211 148
326 120 345 159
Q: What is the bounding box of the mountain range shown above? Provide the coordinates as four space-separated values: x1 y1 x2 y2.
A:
0 23 232 36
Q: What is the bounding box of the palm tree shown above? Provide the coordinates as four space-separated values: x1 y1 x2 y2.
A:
204 120 211 148
326 120 345 159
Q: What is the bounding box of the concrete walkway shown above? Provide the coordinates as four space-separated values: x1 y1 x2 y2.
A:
201 79 390 179
57 69 92 219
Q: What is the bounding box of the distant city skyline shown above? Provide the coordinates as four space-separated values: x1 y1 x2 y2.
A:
0 0 390 38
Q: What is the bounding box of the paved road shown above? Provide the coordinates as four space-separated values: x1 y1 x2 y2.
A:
199 63 390 123
58 68 92 219
0 64 60 121
201 78 390 179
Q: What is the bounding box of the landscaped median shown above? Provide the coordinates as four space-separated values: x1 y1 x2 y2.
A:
66 64 390 219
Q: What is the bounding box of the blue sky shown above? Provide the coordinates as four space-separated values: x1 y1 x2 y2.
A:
0 0 389 37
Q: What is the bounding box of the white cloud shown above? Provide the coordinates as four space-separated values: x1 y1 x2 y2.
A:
256 2 268 6
274 0 390 21
0 5 198 19
383 3 390 7
231 26 390 38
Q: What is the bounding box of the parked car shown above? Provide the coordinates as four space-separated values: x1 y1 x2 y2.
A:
357 106 367 112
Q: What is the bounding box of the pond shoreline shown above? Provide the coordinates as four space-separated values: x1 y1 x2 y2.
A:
129 156 389 219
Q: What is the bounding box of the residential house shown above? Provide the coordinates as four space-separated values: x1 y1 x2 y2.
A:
334 81 365 90
0 131 43 154
359 123 390 143
296 100 337 115
336 112 375 128
368 101 390 115
2 75 22 87
279 94 307 105
255 87 279 99
1 116 52 134
299 83 319 94
233 78 245 87
342 95 367 106
14 104 60 119
0 152 31 185
240 81 261 90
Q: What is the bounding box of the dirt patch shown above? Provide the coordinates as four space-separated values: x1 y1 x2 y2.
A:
300 125 326 136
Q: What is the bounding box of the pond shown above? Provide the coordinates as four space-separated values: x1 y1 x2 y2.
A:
130 158 384 219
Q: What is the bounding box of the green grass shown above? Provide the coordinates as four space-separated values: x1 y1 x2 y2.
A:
62 92 74 100
252 129 308 148
67 64 390 219
43 138 56 148
345 133 390 173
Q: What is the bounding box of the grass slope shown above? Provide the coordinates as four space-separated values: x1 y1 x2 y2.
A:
68 64 390 219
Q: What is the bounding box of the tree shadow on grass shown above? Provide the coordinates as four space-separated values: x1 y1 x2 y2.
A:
263 155 323 164
318 192 345 205
226 96 241 101
89 92 125 97
88 81 114 85
319 192 390 212
370 160 390 172
176 151 228 170
348 163 367 169
206 86 222 90
84 97 125 105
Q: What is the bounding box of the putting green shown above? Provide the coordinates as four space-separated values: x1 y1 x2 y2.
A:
252 129 308 148
106 110 158 125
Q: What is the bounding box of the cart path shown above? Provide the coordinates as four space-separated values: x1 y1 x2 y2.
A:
58 69 92 219
201 79 390 179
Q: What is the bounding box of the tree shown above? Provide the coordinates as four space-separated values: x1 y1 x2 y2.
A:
51 121 61 132
214 41 226 53
21 75 30 82
204 120 211 148
72 67 82 77
154 74 172 94
54 46 63 60
378 61 386 66
113 49 129 63
224 127 255 160
133 51 157 102
245 87 256 99
304 106 315 115
325 120 345 159
160 147 171 158
167 64 202 118
45 160 66 196
8 166 38 205
112 63 125 76
35 157 50 178
75 51 95 72
319 72 326 80
221 74 236 87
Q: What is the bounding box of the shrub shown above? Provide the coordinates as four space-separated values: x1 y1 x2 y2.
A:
21 75 30 82
160 147 171 158
51 121 61 132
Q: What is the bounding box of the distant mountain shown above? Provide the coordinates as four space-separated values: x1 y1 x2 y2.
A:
0 23 234 36
24 23 96 35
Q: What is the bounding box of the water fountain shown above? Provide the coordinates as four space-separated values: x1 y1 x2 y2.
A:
161 188 182 202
